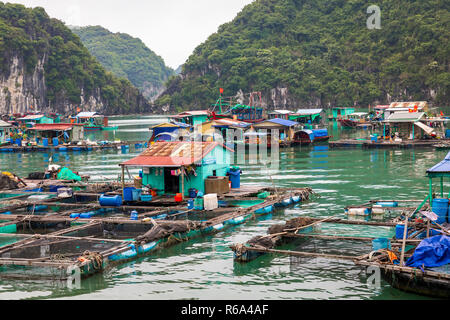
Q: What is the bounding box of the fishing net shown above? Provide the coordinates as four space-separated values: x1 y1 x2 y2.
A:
0 174 19 190
135 220 202 244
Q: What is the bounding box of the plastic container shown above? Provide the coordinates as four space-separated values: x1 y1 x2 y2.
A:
376 201 398 207
395 224 413 239
121 145 130 153
42 138 48 147
123 187 136 202
197 191 204 198
187 199 194 209
132 189 142 201
52 137 59 146
140 194 153 202
228 168 241 189
15 138 22 146
188 188 197 198
346 207 371 216
370 135 378 143
99 195 122 207
432 198 449 224
194 197 204 210
70 213 80 218
130 210 138 220
204 193 218 211
174 193 183 202
372 238 391 251
446 129 450 139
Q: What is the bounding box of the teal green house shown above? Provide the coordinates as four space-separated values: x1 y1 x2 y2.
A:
120 141 233 196
330 107 355 120
168 110 210 126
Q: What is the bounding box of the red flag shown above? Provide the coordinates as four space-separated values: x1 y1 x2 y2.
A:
219 88 223 94
440 111 444 116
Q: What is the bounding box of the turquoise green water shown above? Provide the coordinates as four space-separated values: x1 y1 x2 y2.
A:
0 116 444 300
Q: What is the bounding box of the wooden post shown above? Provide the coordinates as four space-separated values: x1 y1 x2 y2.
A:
429 177 433 208
400 215 409 267
181 166 185 200
121 165 125 199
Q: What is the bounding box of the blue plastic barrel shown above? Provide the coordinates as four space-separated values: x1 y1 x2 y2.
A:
52 137 59 146
432 198 449 224
396 224 412 239
15 138 22 146
42 138 48 147
228 169 241 189
446 129 450 139
99 195 122 207
187 199 194 209
130 210 138 220
121 145 129 153
188 188 197 198
123 187 136 202
372 238 391 251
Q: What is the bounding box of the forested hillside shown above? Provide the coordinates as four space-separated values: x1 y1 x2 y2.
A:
72 26 174 101
0 3 152 115
156 0 449 111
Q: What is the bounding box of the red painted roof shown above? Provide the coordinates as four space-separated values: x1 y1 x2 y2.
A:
27 123 83 131
120 141 231 167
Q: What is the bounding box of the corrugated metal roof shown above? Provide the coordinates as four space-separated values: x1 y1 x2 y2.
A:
120 141 231 167
427 152 450 174
256 118 298 127
385 112 425 122
26 123 81 131
152 122 190 129
269 110 293 115
388 101 427 109
0 120 12 127
76 112 100 118
294 109 323 115
17 114 45 120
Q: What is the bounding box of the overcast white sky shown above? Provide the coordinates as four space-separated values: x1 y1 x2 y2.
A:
8 0 254 69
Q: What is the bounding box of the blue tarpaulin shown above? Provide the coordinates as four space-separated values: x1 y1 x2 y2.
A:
406 235 450 268
266 118 298 127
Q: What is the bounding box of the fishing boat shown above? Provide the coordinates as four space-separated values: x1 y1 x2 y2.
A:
71 112 118 131
338 112 371 128
208 91 265 124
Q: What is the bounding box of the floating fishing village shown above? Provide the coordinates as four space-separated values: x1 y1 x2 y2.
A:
0 0 448 304
0 94 449 301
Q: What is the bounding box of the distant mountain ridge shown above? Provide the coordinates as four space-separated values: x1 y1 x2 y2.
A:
72 25 174 101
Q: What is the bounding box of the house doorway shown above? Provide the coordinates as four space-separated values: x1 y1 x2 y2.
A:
164 167 180 194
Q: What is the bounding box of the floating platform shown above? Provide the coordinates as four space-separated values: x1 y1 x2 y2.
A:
330 139 450 149
0 183 313 280
0 141 146 153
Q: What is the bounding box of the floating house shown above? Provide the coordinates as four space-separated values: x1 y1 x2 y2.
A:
289 109 324 127
249 118 299 145
71 112 116 131
383 101 429 120
268 110 293 120
119 141 233 197
381 111 435 141
329 107 356 120
26 123 85 145
0 120 13 144
16 114 54 127
197 118 250 143
149 122 191 143
169 111 210 126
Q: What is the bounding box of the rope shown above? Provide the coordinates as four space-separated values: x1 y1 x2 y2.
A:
77 250 103 270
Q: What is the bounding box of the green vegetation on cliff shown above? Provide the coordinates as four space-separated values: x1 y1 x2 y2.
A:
157 0 450 110
72 25 174 100
0 2 151 114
